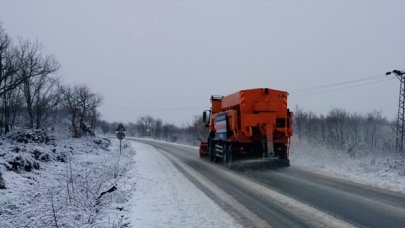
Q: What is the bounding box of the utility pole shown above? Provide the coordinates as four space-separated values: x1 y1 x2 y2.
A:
386 70 405 151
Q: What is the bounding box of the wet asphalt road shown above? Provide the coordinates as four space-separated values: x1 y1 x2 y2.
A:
130 139 405 228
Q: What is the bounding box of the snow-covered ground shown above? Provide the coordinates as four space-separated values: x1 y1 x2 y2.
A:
1 131 240 228
134 137 405 194
0 129 136 228
126 142 240 228
3 130 403 227
290 139 405 194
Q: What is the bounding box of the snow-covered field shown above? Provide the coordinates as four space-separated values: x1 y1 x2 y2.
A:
290 139 405 194
126 142 240 228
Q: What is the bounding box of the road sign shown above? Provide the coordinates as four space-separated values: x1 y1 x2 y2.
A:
116 131 125 140
116 123 126 132
116 124 126 154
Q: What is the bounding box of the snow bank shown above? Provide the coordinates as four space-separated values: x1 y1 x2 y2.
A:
290 139 405 193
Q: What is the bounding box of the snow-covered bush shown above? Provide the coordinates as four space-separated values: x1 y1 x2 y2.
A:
0 128 134 227
287 107 405 192
293 107 396 155
8 150 133 227
290 137 405 192
8 129 53 144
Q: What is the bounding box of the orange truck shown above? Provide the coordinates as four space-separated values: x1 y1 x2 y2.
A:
199 88 293 167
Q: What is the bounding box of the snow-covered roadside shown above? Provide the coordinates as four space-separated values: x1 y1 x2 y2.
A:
290 139 405 194
0 131 136 228
126 142 240 228
132 137 405 194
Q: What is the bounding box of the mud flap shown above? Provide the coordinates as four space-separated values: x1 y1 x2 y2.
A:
264 121 275 158
267 140 275 157
262 139 275 158
199 142 208 157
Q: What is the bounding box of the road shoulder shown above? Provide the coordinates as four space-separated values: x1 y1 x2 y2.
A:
128 141 241 228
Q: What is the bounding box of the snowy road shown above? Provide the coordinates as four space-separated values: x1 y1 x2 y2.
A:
129 139 405 228
128 142 241 228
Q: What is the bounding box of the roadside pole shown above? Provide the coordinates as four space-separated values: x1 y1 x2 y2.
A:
116 123 126 151
115 123 126 178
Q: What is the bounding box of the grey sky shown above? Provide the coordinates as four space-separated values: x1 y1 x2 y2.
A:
1 0 404 125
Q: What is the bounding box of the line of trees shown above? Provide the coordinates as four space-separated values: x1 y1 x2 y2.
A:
99 107 397 154
98 105 397 155
98 115 208 145
293 106 396 155
0 23 102 137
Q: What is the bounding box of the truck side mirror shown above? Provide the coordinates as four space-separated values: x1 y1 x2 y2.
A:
202 110 211 126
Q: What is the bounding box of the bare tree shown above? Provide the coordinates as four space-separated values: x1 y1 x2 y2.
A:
152 118 163 138
0 25 18 98
59 84 79 135
161 123 177 141
17 39 60 128
365 111 384 148
33 76 61 128
136 116 155 136
0 24 17 133
2 82 22 133
294 105 305 139
59 84 103 137
76 85 102 135
0 22 106 137
188 115 208 143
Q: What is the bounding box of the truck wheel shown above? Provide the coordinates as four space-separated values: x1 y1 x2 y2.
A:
227 144 233 168
213 143 219 163
208 140 215 162
223 144 228 163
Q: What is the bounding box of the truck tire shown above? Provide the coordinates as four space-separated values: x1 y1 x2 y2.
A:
213 142 219 163
223 144 228 163
208 140 215 162
277 159 290 167
227 144 233 168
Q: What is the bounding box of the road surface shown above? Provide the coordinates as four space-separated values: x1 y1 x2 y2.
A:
130 138 405 228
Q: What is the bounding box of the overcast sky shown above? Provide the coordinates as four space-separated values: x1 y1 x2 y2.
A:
1 0 404 125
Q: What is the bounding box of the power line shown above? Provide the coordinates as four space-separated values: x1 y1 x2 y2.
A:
110 105 208 112
118 78 394 111
290 78 395 98
108 73 394 113
289 74 385 95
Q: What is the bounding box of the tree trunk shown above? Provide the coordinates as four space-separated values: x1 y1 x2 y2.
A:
23 80 34 128
35 100 41 129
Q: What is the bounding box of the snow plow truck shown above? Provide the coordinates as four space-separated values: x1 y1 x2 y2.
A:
199 88 293 167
